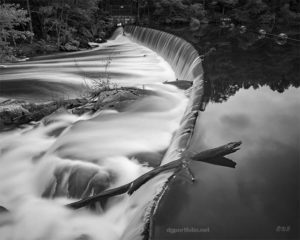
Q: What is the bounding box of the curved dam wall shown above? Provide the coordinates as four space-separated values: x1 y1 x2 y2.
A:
122 26 205 240
124 26 204 163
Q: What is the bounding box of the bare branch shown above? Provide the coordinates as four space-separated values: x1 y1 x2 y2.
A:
66 141 242 210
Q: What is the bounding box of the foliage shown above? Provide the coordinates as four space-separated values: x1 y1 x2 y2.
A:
90 55 114 96
230 0 275 27
198 26 300 102
0 3 33 62
159 23 299 103
142 0 300 28
32 0 105 46
2 0 299 62
74 54 118 99
1 0 115 61
203 44 300 102
151 0 189 23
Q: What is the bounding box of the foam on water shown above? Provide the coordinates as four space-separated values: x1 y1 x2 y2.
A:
0 30 188 240
121 26 204 240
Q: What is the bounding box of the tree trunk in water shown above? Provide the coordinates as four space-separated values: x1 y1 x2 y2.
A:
66 141 242 210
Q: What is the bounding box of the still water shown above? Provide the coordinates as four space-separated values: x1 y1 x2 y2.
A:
153 86 300 239
152 26 300 239
0 25 299 240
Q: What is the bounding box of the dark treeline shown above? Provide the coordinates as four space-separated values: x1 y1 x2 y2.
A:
1 0 300 62
0 0 115 62
135 0 300 102
159 24 300 102
138 0 300 27
202 33 300 102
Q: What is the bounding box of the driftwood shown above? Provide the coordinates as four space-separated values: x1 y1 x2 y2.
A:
66 141 241 210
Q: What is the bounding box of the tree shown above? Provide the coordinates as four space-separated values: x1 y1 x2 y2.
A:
26 0 34 43
151 0 190 24
189 3 206 20
34 0 105 46
0 3 33 61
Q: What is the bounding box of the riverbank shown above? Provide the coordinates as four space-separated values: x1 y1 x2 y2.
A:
1 23 117 64
0 39 106 64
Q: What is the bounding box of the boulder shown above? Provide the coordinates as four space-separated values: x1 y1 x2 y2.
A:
79 40 92 49
0 88 153 129
94 38 107 43
0 98 88 130
62 42 79 52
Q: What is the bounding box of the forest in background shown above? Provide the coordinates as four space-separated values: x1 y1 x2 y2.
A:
137 1 300 102
138 0 300 27
1 0 300 62
0 0 114 62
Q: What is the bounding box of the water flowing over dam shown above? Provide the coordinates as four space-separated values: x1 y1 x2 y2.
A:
125 26 204 163
0 27 204 240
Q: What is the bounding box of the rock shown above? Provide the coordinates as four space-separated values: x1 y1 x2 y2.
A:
94 88 153 110
62 42 79 52
70 40 80 48
0 88 152 129
42 107 69 126
94 38 106 43
63 98 88 109
43 163 111 200
0 100 59 129
0 98 89 130
70 88 153 114
72 103 95 115
79 40 92 49
101 90 139 103
0 100 31 127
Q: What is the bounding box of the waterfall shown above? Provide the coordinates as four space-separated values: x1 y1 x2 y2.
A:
0 27 204 240
122 26 204 240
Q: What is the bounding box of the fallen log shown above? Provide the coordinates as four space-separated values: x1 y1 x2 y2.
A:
66 141 241 210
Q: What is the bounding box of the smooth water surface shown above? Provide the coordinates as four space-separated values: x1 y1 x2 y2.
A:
152 26 300 240
0 35 175 102
153 86 300 239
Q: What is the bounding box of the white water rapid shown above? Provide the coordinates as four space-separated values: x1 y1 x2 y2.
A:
0 29 189 240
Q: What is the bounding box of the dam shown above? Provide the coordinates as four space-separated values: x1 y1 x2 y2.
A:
0 26 205 240
0 24 299 240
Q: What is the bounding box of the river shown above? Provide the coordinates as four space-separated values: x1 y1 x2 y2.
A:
151 26 300 240
0 25 299 240
0 29 187 240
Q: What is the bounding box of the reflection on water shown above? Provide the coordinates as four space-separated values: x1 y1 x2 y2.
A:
153 86 300 239
203 41 300 103
161 25 300 103
152 26 299 239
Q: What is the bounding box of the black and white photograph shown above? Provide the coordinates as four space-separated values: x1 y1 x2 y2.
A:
0 0 299 239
